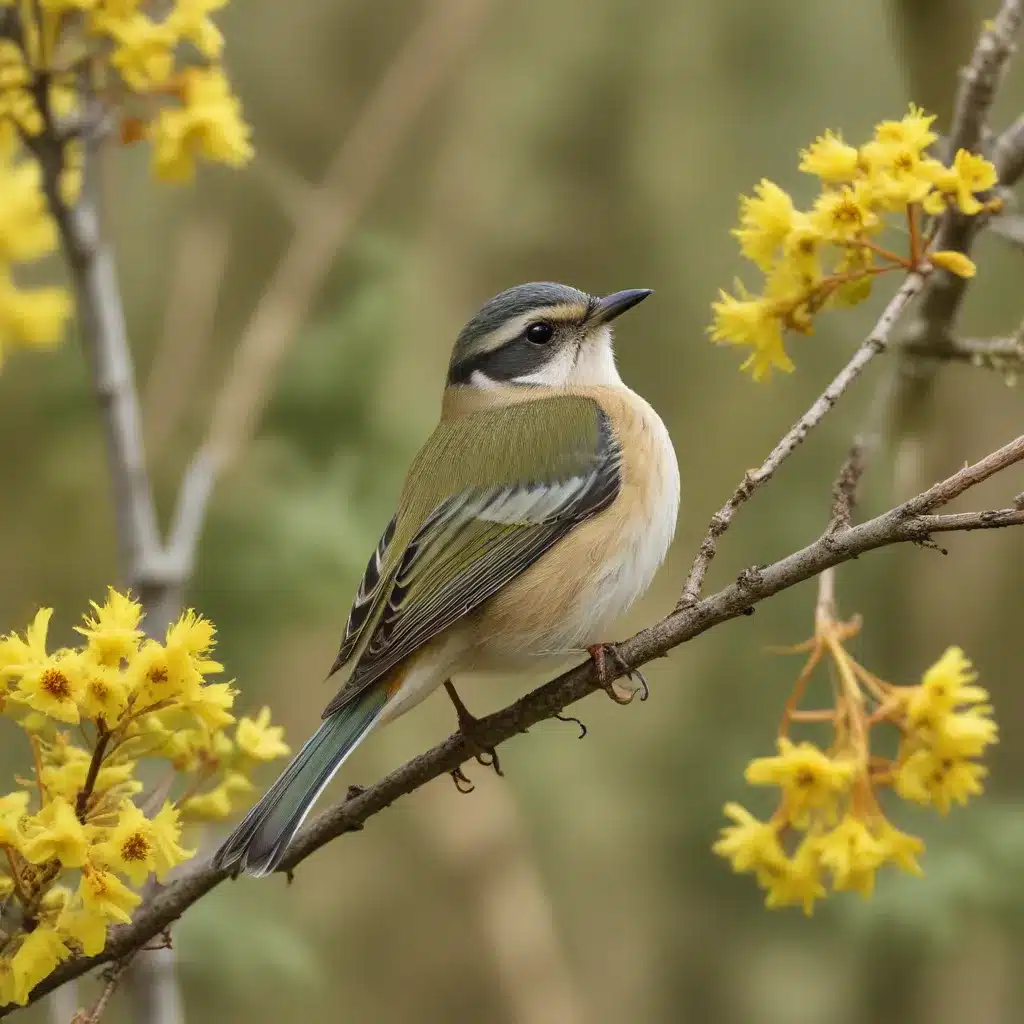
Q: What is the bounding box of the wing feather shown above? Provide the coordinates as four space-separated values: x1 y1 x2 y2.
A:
323 398 619 716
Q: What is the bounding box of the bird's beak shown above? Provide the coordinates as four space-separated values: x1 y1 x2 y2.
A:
589 288 653 326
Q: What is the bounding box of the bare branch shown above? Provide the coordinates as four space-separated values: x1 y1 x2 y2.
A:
38 137 162 588
678 270 926 607
993 112 1024 182
10 432 1022 1013
829 439 869 532
901 328 1024 371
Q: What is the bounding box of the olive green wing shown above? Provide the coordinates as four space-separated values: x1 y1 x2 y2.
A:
323 394 620 716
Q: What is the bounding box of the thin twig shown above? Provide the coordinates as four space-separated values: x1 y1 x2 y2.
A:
10 433 1024 1013
143 217 232 460
678 271 926 607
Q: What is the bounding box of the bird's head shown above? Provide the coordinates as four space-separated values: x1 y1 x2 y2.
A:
446 282 652 391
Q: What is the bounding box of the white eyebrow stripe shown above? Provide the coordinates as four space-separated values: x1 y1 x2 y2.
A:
469 303 588 357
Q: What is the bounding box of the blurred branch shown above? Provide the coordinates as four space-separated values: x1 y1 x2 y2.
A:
415 779 587 1024
165 0 490 584
888 0 975 125
12 429 1024 1012
144 217 232 460
892 0 1024 469
678 270 926 607
902 322 1024 371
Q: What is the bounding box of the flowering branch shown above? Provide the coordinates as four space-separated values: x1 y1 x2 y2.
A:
679 270 926 607
894 0 1024 419
10 431 1023 1012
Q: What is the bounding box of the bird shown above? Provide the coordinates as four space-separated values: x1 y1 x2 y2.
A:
213 282 680 876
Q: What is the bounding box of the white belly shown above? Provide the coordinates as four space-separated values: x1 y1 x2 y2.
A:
573 392 680 640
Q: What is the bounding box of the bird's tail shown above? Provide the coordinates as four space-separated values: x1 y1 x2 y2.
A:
213 686 389 877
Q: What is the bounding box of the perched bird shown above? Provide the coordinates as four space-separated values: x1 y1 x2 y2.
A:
214 282 680 876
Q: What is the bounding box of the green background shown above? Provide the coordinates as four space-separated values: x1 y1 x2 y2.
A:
3 0 1024 1021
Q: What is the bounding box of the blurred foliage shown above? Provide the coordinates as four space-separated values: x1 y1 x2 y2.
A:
4 0 1024 1021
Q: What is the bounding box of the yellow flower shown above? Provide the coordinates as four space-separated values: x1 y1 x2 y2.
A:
732 179 796 271
78 861 142 923
761 838 825 916
0 874 14 899
0 606 52 681
151 66 254 182
874 819 924 877
745 738 857 826
57 907 108 956
932 706 998 758
181 771 253 820
906 646 987 726
14 651 86 724
78 662 130 722
709 287 793 382
184 681 236 730
74 588 144 668
0 275 72 366
923 148 998 216
929 250 976 278
104 13 176 90
809 182 879 242
779 212 824 280
21 796 90 867
799 130 859 182
149 801 194 879
167 0 226 58
93 800 157 885
0 41 42 136
0 790 29 846
712 802 787 877
873 105 937 154
0 160 58 262
236 706 290 761
859 140 934 208
895 749 986 813
128 640 195 707
815 814 885 893
8 925 71 1004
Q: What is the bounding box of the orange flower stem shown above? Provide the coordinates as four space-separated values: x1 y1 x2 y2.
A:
788 709 838 723
907 204 922 265
778 640 825 738
843 238 912 266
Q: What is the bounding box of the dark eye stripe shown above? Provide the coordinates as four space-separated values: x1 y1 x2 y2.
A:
448 335 557 385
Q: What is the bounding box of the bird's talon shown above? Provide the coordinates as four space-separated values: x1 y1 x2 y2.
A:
444 679 503 778
555 712 588 739
587 643 646 704
451 766 475 794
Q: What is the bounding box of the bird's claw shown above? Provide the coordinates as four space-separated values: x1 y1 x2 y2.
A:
450 766 475 794
444 679 504 778
586 643 649 704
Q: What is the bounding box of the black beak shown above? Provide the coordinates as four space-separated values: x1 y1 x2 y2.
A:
589 288 653 326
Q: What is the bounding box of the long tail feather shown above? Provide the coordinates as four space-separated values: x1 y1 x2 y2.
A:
213 687 388 877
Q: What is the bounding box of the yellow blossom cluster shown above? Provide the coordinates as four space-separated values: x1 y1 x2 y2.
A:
710 106 999 380
0 589 288 1006
714 605 997 916
0 0 252 373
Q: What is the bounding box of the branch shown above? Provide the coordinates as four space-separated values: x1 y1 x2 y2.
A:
163 0 490 582
893 0 1024 442
34 128 162 589
677 270 926 607
901 328 1024 370
11 433 1023 1012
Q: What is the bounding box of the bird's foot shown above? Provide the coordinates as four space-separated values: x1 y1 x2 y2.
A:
444 680 503 788
586 643 649 705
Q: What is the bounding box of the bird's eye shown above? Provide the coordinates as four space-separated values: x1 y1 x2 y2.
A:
525 321 554 345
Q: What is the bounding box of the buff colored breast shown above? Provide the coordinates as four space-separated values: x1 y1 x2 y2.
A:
467 385 680 664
